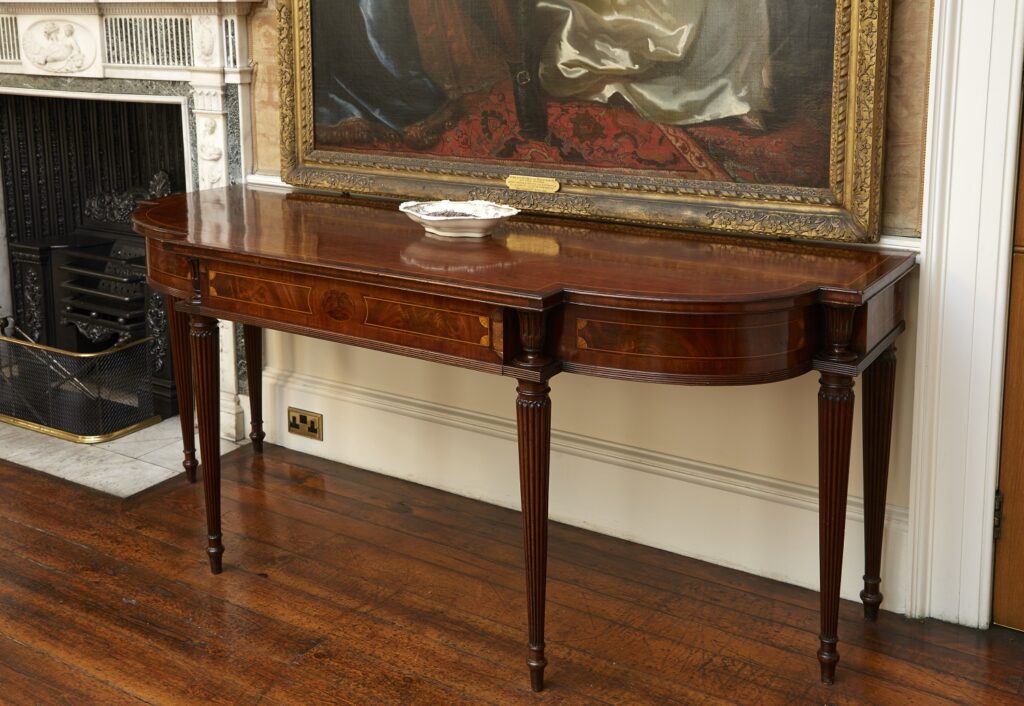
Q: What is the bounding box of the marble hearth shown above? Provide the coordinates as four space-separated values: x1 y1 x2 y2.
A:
0 415 237 497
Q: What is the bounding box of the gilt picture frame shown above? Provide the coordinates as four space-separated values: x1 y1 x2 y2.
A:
279 0 891 243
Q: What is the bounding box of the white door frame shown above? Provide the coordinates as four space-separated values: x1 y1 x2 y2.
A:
908 0 1024 626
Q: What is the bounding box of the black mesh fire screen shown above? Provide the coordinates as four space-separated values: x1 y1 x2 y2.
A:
0 333 158 442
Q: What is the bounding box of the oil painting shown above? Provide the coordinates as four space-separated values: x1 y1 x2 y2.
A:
281 0 891 241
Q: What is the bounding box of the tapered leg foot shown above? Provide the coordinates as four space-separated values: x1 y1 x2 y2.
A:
528 645 547 692
242 324 265 454
190 313 223 574
861 346 897 621
516 379 551 693
818 638 839 684
167 299 198 483
860 582 882 621
207 541 224 574
182 452 198 484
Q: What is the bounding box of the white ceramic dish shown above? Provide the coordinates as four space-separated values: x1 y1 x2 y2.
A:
399 200 519 238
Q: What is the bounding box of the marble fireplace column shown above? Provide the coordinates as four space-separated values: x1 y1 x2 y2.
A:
192 15 231 191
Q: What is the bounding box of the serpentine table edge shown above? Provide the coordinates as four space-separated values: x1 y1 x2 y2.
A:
135 185 918 691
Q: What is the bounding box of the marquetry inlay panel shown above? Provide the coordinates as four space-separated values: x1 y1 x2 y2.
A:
208 270 313 314
364 297 491 348
177 261 505 365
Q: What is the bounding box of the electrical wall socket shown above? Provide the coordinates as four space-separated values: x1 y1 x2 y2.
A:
287 407 323 441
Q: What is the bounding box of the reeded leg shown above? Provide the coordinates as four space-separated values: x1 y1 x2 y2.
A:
516 379 551 692
166 299 197 483
189 313 223 574
861 346 897 620
242 324 265 453
817 371 856 684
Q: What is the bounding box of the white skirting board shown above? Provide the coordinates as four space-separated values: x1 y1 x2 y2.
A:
257 366 910 613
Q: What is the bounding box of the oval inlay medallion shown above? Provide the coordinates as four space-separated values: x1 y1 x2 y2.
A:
323 291 354 321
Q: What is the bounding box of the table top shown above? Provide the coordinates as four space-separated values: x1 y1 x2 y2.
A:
134 186 917 311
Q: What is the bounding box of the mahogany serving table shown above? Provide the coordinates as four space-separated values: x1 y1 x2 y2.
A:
135 186 916 690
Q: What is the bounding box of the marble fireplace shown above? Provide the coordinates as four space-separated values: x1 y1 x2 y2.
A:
0 0 261 440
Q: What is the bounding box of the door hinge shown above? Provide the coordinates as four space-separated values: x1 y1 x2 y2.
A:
995 489 1005 540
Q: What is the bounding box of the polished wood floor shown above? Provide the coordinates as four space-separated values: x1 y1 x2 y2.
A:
0 444 1022 705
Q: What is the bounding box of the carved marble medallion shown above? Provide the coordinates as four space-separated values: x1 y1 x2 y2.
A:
22 20 97 74
196 16 217 66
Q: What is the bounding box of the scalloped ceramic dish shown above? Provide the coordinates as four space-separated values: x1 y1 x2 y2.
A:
399 200 519 238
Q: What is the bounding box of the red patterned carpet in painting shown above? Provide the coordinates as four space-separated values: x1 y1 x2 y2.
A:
319 80 832 189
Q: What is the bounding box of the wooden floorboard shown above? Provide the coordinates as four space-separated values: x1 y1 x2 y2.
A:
0 444 1022 705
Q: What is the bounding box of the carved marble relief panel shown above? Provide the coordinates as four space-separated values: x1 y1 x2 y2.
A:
16 15 102 78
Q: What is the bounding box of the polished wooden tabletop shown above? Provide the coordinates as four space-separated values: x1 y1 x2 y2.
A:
135 186 916 311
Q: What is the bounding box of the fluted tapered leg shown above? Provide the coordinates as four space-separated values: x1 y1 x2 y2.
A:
861 346 897 620
189 313 223 574
242 324 265 453
166 299 198 483
817 371 855 684
516 379 551 692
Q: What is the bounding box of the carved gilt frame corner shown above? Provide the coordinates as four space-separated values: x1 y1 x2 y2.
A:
279 0 892 243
